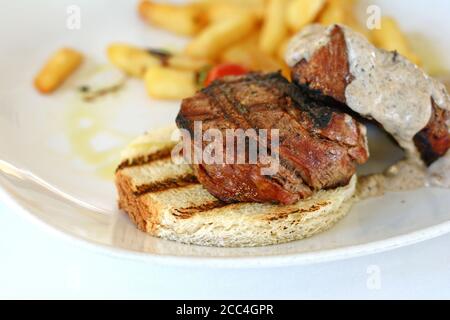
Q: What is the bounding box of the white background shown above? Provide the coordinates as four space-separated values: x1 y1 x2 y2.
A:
1 0 450 299
1 203 449 299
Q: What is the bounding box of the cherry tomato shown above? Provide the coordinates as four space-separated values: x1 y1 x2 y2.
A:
204 64 248 86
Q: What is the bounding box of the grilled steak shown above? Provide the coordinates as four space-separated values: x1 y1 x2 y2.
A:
290 25 450 165
176 72 369 205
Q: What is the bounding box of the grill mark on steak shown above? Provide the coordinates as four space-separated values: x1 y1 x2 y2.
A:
176 82 305 203
177 72 369 204
204 77 307 187
226 73 367 187
207 74 316 194
258 75 367 160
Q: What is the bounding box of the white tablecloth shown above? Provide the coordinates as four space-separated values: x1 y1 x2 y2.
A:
1 203 449 299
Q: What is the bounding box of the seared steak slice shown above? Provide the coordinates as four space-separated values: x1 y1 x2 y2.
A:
413 100 450 165
290 25 450 165
176 72 369 205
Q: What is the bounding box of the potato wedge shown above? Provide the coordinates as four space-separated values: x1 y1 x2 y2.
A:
138 1 206 36
34 48 83 94
259 0 288 55
371 17 421 65
144 66 197 100
186 12 257 60
107 44 160 78
287 0 326 32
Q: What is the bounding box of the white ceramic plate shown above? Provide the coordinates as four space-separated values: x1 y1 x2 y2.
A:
1 0 450 268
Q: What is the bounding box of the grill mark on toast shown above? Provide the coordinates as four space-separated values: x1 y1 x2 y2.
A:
265 201 331 221
133 173 198 196
172 200 228 219
116 147 174 171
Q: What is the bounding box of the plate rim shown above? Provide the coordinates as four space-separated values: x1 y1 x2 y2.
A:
2 180 450 268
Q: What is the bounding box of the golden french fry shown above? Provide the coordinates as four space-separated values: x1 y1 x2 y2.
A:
221 44 255 69
221 34 283 73
252 49 284 72
107 44 159 78
206 3 249 22
318 0 352 25
318 1 344 25
108 43 211 77
346 14 372 40
168 55 211 71
259 0 289 55
186 13 257 60
144 66 197 100
317 0 371 40
371 17 421 65
287 0 326 32
138 1 206 36
34 48 83 94
202 0 266 19
276 36 291 62
220 34 258 68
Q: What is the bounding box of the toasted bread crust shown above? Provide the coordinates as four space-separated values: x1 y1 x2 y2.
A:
116 169 151 232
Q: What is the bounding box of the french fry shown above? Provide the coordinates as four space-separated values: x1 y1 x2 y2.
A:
108 44 210 77
252 49 284 72
318 0 352 25
107 44 159 78
168 55 211 71
34 48 83 94
259 0 289 55
202 0 266 19
221 34 283 73
371 17 421 65
276 36 291 62
144 66 197 100
287 0 326 32
206 3 251 22
221 44 255 69
318 0 371 40
186 13 257 60
138 1 206 36
220 34 258 68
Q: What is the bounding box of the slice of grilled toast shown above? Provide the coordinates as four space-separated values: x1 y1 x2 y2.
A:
115 125 357 247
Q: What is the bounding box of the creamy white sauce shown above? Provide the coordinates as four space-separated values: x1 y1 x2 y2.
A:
285 24 331 67
285 24 450 196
